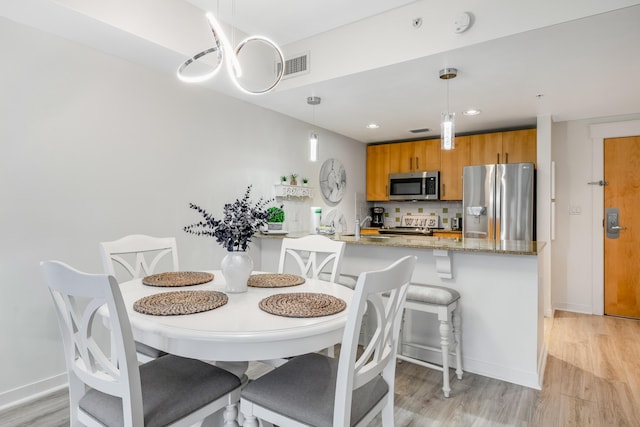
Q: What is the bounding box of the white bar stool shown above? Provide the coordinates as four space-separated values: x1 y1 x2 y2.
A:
398 284 463 397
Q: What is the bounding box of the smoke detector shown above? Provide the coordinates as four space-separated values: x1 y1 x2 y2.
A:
454 12 472 33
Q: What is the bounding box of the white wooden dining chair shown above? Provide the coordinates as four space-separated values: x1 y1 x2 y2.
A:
278 234 345 282
99 234 179 363
240 255 417 427
40 260 242 427
275 234 347 359
99 234 179 280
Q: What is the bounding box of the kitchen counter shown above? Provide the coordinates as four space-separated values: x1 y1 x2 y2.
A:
257 232 543 256
363 227 463 239
254 232 547 390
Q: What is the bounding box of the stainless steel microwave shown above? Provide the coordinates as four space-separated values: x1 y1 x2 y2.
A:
389 171 439 201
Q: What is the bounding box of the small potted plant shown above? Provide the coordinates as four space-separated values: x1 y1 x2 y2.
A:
266 205 285 230
280 175 287 185
290 173 298 186
302 177 309 186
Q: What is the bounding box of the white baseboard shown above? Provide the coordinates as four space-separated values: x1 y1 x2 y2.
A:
553 302 594 315
403 347 542 390
537 341 548 389
0 373 67 412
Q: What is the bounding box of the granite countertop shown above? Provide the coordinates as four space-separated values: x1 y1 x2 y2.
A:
257 232 544 256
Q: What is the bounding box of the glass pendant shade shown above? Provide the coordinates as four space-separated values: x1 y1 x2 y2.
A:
309 131 319 162
441 112 455 150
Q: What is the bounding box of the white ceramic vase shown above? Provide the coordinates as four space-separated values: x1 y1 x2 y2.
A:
221 251 253 293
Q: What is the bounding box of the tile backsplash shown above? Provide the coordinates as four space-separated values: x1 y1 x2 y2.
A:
370 201 462 229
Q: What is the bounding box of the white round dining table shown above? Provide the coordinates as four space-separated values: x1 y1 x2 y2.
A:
117 271 354 363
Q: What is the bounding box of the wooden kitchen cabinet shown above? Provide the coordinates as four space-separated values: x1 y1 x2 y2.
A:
468 129 537 166
366 129 535 202
360 227 380 235
439 137 469 201
388 142 413 174
468 133 502 166
501 129 537 166
415 139 441 171
432 230 462 239
388 139 440 173
366 144 390 201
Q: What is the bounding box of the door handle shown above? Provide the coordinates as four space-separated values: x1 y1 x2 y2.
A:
606 207 626 239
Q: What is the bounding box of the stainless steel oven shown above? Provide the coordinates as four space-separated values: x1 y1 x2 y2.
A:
389 171 439 201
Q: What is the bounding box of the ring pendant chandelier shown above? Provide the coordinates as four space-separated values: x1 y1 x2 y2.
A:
177 12 284 95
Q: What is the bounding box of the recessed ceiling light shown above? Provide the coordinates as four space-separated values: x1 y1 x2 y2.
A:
366 123 380 129
463 109 481 116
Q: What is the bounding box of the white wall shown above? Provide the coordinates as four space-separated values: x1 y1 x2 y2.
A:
551 114 640 314
0 18 365 406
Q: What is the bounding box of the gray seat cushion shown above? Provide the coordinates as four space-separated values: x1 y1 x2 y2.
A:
318 272 358 289
79 354 241 427
406 284 460 305
241 352 388 427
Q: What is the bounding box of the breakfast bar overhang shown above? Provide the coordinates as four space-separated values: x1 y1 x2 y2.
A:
256 234 546 390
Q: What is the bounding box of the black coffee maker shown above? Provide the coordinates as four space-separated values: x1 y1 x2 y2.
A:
371 207 385 227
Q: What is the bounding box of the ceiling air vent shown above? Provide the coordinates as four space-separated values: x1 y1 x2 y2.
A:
277 51 310 79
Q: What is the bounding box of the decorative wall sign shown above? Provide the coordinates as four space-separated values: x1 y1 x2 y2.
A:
319 158 346 203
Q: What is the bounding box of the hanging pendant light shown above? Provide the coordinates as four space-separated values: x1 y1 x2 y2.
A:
176 1 284 95
439 67 458 150
307 96 321 162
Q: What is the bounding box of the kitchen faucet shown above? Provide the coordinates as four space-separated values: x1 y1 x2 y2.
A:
355 216 372 239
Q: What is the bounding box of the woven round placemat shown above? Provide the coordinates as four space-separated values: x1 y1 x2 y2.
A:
259 292 346 318
134 290 227 316
248 273 305 288
142 271 214 287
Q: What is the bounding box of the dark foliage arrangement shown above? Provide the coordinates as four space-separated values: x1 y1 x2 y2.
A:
184 185 271 252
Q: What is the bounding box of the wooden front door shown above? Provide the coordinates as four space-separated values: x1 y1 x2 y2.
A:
604 136 640 318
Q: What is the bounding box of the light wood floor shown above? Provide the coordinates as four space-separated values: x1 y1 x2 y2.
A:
2 311 639 426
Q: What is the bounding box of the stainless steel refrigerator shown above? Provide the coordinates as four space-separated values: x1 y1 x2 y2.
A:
463 162 535 241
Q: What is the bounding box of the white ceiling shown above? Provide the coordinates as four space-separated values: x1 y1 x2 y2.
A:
183 0 417 45
2 1 640 144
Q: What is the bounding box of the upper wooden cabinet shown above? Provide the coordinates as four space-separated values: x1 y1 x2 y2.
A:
439 136 469 201
365 129 536 201
366 144 390 201
388 140 440 173
468 129 537 166
467 133 502 166
501 129 537 166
